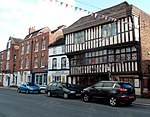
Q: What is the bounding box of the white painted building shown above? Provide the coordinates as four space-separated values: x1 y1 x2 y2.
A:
48 38 69 84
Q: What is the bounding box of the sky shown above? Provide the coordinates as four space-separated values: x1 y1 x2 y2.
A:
0 0 150 51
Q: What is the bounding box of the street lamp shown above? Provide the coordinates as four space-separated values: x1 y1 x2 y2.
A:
107 65 111 81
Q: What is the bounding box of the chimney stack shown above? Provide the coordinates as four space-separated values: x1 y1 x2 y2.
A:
29 26 36 34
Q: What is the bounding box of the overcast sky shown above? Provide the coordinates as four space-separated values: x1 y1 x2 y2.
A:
0 0 150 51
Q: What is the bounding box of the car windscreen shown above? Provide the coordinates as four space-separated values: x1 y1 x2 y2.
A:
62 83 74 88
26 83 36 86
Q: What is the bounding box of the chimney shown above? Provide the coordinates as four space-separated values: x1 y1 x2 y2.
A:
29 27 36 34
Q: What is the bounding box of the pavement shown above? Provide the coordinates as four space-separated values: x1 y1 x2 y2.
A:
1 86 150 106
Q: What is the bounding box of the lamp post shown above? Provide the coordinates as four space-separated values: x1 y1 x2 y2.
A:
107 65 111 81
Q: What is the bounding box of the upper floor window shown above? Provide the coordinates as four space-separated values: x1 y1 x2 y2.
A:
53 47 56 54
34 57 38 68
25 58 29 69
42 40 46 50
20 58 23 69
0 52 3 60
74 31 85 44
61 57 66 69
7 50 10 60
52 58 57 69
41 56 45 67
21 46 24 55
6 61 9 70
102 22 117 38
62 45 65 53
0 62 3 71
14 54 16 62
7 40 11 48
34 42 39 52
26 44 30 54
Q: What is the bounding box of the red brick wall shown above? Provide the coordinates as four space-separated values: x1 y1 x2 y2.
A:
140 11 150 74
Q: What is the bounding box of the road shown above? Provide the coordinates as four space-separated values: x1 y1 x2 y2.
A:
0 89 150 117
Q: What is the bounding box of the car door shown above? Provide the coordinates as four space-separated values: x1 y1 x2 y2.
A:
55 83 64 96
50 83 57 96
20 84 27 92
90 82 103 98
101 82 114 98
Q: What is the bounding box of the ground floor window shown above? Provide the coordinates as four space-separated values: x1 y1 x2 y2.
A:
35 73 47 85
52 76 61 82
119 77 134 86
0 75 2 82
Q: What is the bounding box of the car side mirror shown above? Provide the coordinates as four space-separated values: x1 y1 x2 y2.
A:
91 85 95 88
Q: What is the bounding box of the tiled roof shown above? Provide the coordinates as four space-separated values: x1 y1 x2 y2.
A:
10 37 23 45
48 38 65 47
24 28 44 40
66 2 129 30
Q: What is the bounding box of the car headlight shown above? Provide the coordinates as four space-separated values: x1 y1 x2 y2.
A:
70 91 76 93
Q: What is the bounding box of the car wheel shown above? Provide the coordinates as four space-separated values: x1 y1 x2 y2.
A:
26 90 29 94
47 91 51 97
109 97 118 107
63 93 69 99
83 94 90 102
17 88 21 93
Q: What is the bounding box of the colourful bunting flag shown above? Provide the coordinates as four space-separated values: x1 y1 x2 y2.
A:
60 2 63 6
47 0 117 22
75 7 78 11
66 4 68 8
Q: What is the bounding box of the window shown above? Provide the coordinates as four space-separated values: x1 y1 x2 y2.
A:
7 50 10 60
74 31 85 44
52 58 57 69
26 44 30 54
42 40 46 50
102 22 117 37
0 62 3 71
53 47 56 54
34 42 39 52
103 82 114 87
21 46 24 55
41 56 45 67
14 54 16 62
34 57 38 68
20 59 23 69
6 61 9 70
61 57 66 69
62 45 65 53
25 58 29 69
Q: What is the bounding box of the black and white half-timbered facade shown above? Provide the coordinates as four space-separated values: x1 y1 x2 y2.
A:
64 2 150 96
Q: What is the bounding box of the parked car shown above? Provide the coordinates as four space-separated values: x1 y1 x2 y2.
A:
37 84 47 93
17 82 41 94
82 81 136 107
45 82 82 99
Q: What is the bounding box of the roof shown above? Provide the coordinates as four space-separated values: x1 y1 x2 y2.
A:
24 28 44 40
64 1 130 34
9 37 23 45
48 38 65 47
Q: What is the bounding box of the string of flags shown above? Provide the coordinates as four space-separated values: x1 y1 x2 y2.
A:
44 0 117 22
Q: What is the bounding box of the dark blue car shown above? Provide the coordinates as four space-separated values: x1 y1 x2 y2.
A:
17 82 41 94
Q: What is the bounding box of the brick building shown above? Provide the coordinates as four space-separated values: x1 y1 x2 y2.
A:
0 25 65 87
18 26 65 86
2 37 23 87
63 2 150 97
0 50 6 86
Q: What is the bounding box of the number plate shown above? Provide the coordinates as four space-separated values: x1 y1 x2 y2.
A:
129 96 134 98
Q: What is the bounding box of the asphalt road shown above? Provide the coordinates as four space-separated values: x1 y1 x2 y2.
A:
0 89 150 117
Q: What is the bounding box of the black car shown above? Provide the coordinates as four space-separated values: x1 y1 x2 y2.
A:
82 81 136 106
45 82 82 99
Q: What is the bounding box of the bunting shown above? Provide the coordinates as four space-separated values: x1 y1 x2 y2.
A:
45 0 117 22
